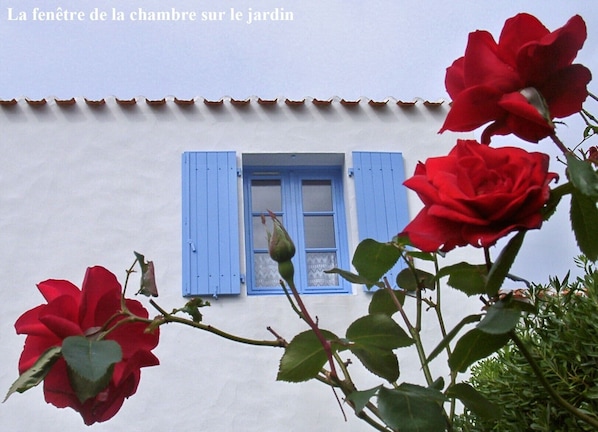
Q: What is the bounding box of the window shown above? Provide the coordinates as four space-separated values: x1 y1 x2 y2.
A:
243 166 350 295
182 151 409 297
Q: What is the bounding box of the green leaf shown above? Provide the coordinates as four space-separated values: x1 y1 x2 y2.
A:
396 267 435 291
346 314 413 382
177 297 211 323
368 288 405 316
352 239 401 288
485 231 525 296
346 314 413 351
277 329 338 382
477 300 521 335
351 346 400 382
446 383 501 420
425 314 482 365
543 182 573 221
566 153 598 197
436 262 488 296
405 250 436 262
324 268 383 289
377 385 447 432
570 190 598 261
448 329 510 373
346 386 381 414
4 346 62 402
61 336 122 403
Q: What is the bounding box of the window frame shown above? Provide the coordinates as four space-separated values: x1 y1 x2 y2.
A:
243 165 351 295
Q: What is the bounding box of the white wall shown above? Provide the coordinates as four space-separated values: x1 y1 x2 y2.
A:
0 96 580 431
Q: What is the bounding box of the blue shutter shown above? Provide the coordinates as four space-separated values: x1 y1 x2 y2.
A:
182 151 241 296
352 152 410 286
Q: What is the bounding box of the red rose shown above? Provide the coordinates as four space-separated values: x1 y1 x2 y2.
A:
400 139 558 252
440 13 592 144
15 266 160 425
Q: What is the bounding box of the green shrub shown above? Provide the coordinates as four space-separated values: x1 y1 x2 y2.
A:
455 257 598 431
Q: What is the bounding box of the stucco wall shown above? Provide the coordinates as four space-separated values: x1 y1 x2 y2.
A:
0 97 579 431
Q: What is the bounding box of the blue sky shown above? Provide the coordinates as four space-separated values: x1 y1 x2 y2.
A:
1 0 596 100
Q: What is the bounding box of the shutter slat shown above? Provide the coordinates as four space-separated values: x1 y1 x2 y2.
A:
352 151 410 287
182 151 241 296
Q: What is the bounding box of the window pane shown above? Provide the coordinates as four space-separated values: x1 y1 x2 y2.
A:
304 215 335 248
254 253 281 287
253 215 284 249
306 252 338 286
302 180 332 212
251 180 281 212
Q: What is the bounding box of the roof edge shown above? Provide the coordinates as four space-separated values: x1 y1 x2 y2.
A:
1 96 448 109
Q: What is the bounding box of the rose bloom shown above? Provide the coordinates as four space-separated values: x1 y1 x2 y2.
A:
15 266 160 425
400 139 558 252
440 13 592 144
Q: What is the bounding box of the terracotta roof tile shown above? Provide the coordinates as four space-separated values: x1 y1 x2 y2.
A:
146 98 166 106
116 97 137 106
0 96 447 110
84 98 105 106
174 97 195 106
285 98 305 106
203 98 224 106
26 98 47 106
55 98 76 106
312 98 333 106
230 98 251 106
257 98 278 105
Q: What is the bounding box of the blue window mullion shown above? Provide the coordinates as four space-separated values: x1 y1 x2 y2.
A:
286 170 306 291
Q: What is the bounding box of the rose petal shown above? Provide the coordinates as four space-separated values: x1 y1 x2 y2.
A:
37 279 81 303
79 266 122 331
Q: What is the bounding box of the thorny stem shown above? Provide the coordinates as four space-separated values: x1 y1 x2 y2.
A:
430 255 457 423
120 258 139 312
149 294 391 430
510 331 598 429
588 91 598 103
148 299 285 348
279 280 302 318
483 247 492 273
383 278 434 386
581 108 598 125
283 278 340 380
550 133 571 155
